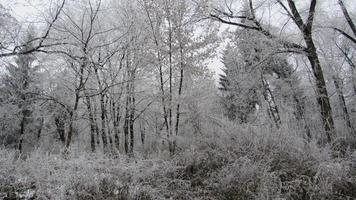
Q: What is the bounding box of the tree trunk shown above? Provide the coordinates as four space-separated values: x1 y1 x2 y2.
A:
105 94 114 152
93 100 101 146
175 43 184 136
99 93 108 152
167 7 174 155
37 117 43 140
111 97 121 152
261 76 281 128
124 93 130 154
287 0 335 142
338 0 356 37
84 93 96 152
18 115 26 153
55 117 66 145
94 67 108 153
305 40 335 142
289 86 312 139
333 76 356 136
65 55 86 150
66 86 81 149
129 86 135 154
143 2 169 134
18 64 30 152
140 120 145 145
124 55 131 154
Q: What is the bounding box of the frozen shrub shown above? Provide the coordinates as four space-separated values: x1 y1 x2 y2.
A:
1 124 356 200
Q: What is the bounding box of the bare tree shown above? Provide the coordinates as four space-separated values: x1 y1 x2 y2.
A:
0 0 66 58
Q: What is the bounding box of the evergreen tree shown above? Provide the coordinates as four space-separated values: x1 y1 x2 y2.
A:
0 31 41 151
219 28 308 131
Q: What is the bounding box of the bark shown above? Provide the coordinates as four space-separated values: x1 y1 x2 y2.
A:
140 120 145 145
111 97 121 152
123 88 130 154
261 76 281 128
333 76 356 136
129 94 135 153
99 92 108 152
55 116 66 145
338 0 356 37
84 93 96 152
125 51 136 154
166 4 174 155
18 115 26 152
105 94 114 152
66 91 80 149
286 0 335 142
18 60 30 152
37 117 44 140
93 100 101 146
129 81 135 154
65 42 88 149
124 53 131 154
289 83 312 139
175 43 184 136
94 67 108 153
305 42 335 142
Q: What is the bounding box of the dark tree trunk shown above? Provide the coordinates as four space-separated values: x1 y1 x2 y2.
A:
85 94 96 152
66 57 86 150
305 41 335 142
333 76 356 136
167 11 174 155
37 117 44 140
66 97 78 150
55 117 66 145
105 94 114 152
124 94 130 154
99 93 108 152
140 120 145 145
175 44 184 136
129 81 135 154
262 76 281 128
287 0 335 142
338 0 356 37
211 0 336 142
143 3 169 134
129 95 135 153
93 66 108 153
18 64 30 152
112 98 121 152
18 115 26 152
93 100 100 146
124 58 131 154
292 92 311 140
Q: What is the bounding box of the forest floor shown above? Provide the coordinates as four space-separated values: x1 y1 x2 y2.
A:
1 126 356 200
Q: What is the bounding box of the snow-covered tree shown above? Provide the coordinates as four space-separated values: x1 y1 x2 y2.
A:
0 31 42 151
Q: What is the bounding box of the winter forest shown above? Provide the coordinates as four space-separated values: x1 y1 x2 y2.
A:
0 0 356 199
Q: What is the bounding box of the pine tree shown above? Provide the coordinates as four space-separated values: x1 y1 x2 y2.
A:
0 31 41 151
219 27 308 130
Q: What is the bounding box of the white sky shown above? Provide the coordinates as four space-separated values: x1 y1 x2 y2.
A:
1 0 355 83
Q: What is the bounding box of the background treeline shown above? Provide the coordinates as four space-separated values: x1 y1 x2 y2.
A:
0 0 356 199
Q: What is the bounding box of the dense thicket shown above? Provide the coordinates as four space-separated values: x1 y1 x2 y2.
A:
0 0 356 199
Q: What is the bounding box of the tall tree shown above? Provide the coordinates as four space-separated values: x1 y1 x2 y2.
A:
0 32 40 151
211 0 336 142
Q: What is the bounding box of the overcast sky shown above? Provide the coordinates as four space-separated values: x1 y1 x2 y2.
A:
1 0 355 82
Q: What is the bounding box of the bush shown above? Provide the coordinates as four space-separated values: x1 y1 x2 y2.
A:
0 124 356 199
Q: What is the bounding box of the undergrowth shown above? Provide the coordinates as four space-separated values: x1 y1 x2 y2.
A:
1 125 356 200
